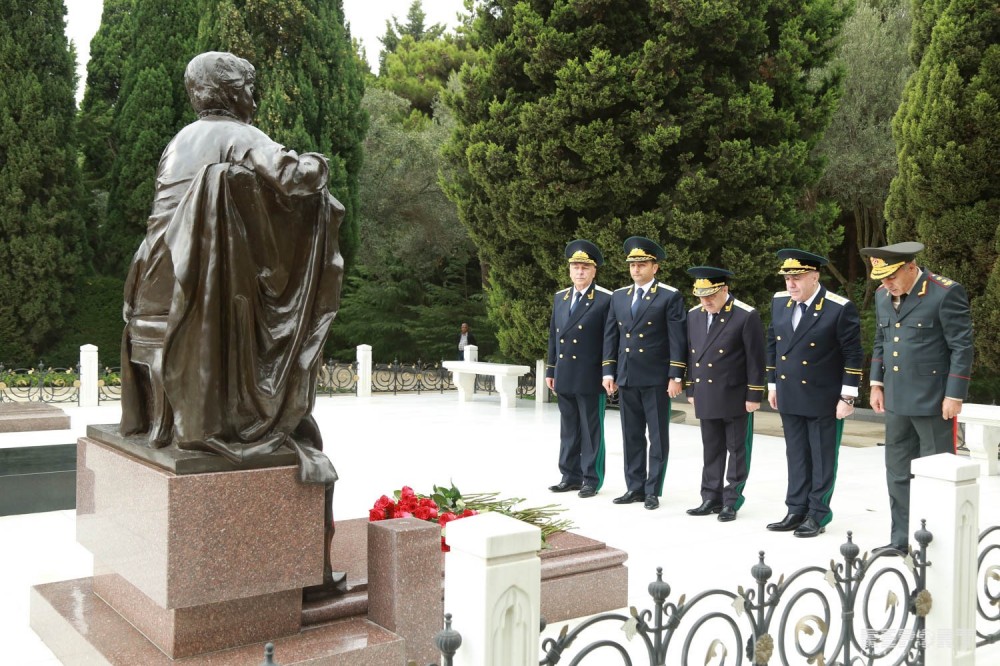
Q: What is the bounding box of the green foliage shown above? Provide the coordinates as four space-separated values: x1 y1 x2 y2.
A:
198 0 368 270
815 0 913 307
45 275 127 368
101 0 199 275
377 0 447 73
78 0 133 260
379 35 481 116
0 0 89 366
444 0 849 360
886 0 1000 370
322 86 493 362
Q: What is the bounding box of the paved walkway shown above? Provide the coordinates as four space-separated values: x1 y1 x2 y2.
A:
2 394 997 664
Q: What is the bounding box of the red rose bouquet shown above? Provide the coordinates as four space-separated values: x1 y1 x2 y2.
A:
369 483 572 552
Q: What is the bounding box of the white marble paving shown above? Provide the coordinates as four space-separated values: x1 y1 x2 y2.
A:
3 394 999 663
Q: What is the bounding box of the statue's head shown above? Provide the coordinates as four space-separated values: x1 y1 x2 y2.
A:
185 51 256 123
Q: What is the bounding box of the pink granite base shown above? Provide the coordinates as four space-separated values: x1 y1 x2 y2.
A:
367 518 443 665
77 437 325 608
31 578 405 665
0 402 70 432
311 518 629 625
93 572 302 658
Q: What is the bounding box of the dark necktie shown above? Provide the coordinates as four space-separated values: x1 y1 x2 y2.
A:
794 302 807 330
707 313 714 333
570 291 582 313
894 293 907 313
631 287 643 316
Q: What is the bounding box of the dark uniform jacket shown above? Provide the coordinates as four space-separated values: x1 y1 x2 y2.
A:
546 283 614 394
603 282 687 387
870 270 973 416
766 286 863 417
685 297 766 420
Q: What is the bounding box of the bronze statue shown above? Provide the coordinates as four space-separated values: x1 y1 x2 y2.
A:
119 51 345 595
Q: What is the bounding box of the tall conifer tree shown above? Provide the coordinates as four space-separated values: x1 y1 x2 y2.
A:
886 0 999 371
78 0 134 258
198 0 367 268
101 0 198 274
0 0 89 364
445 0 848 359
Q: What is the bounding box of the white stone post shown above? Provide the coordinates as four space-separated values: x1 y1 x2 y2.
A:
356 344 372 398
535 359 547 406
444 512 541 666
958 404 1000 477
463 344 478 362
79 344 99 407
910 453 979 665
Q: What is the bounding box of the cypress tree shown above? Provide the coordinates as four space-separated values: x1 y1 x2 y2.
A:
101 0 199 275
78 0 134 259
886 0 999 371
198 0 367 269
445 0 848 360
0 0 89 365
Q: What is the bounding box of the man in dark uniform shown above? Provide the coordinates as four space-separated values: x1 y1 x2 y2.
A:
546 240 614 498
602 237 687 510
860 242 973 555
765 249 863 537
684 267 766 522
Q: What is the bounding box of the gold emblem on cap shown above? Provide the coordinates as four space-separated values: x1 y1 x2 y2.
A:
569 250 595 265
627 247 655 261
693 278 718 290
869 256 904 279
781 258 808 270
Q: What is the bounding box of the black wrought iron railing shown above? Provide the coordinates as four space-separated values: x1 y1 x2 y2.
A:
977 525 1000 648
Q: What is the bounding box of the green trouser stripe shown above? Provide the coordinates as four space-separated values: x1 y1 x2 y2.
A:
732 412 754 511
819 418 845 527
654 400 670 496
595 392 607 490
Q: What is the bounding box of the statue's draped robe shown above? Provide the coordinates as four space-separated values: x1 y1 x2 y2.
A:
120 115 343 483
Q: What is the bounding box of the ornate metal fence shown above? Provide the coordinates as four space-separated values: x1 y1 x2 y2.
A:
536 528 933 665
374 529 937 665
0 363 83 404
977 525 1000 648
316 359 537 398
0 364 122 405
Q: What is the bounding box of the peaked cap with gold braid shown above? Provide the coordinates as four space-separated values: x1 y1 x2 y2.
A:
564 239 604 267
623 236 665 263
687 266 734 296
775 248 827 275
859 241 924 280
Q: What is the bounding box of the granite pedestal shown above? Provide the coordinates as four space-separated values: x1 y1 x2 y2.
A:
31 434 405 664
312 518 629 624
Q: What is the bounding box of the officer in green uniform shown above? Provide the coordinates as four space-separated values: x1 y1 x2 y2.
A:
860 242 973 555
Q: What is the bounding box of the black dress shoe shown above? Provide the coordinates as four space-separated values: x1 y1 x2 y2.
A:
612 490 645 504
793 516 825 538
644 495 659 510
549 481 582 493
578 485 597 498
766 513 806 532
686 500 723 516
871 543 907 557
717 505 737 522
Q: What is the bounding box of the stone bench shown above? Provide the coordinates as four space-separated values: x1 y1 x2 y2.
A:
441 360 531 409
958 403 1000 476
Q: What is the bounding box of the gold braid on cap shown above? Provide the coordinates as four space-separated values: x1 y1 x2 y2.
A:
691 278 724 296
869 256 904 280
627 247 656 261
779 258 813 274
568 250 596 265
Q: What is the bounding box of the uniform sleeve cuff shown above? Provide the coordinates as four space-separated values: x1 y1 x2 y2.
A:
767 383 776 392
841 386 858 398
